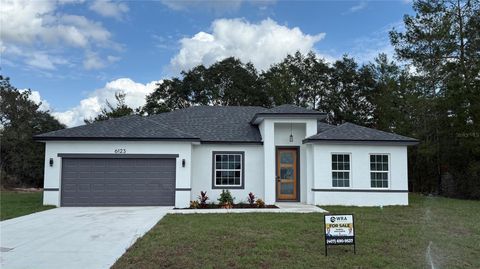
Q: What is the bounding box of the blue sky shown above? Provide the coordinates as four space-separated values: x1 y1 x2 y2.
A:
0 0 413 126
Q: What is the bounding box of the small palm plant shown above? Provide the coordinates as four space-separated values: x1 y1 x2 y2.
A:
198 191 209 208
247 192 256 207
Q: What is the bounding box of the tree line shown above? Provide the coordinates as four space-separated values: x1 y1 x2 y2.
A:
1 0 478 198
1 76 65 187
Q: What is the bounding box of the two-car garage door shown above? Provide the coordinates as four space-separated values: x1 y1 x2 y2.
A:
61 157 176 206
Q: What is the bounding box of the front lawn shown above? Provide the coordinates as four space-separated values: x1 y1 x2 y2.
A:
0 191 54 220
113 194 480 269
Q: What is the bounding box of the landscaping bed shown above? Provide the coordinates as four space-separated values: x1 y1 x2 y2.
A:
185 190 277 209
177 203 278 210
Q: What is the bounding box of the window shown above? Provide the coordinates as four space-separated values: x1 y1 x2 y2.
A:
370 154 389 188
212 152 244 189
332 154 350 187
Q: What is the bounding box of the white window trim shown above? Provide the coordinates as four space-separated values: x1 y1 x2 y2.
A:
213 152 243 188
369 153 390 189
331 152 352 188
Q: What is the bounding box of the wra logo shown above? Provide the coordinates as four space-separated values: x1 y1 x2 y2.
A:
330 216 347 222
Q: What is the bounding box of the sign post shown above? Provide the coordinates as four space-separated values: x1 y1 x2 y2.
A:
324 214 355 256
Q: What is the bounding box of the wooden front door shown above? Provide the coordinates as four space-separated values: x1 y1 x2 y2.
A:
276 148 298 201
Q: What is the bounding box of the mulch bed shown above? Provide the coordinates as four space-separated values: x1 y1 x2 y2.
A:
178 204 278 209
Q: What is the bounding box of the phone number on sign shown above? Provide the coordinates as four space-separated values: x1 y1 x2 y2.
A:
326 238 354 244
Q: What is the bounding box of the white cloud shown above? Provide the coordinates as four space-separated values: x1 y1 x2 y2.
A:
161 0 241 12
0 0 120 70
344 1 367 14
83 51 121 70
169 18 325 72
160 0 274 14
83 51 105 70
3 45 69 70
89 0 129 20
52 78 161 126
19 89 51 111
27 52 69 70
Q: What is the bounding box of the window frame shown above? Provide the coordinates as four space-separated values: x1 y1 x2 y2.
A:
211 151 245 189
331 152 352 188
369 153 390 189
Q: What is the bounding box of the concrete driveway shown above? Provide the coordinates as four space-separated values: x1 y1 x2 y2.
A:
0 207 170 269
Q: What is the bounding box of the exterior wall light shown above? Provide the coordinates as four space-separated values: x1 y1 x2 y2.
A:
289 123 294 142
182 159 186 167
49 158 54 167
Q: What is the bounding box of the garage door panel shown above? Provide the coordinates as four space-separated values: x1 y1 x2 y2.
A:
61 158 176 206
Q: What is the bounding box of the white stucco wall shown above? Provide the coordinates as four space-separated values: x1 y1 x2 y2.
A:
41 121 410 208
190 144 264 203
42 140 193 208
311 144 409 206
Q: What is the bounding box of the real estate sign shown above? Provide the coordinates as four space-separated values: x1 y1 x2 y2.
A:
324 214 355 255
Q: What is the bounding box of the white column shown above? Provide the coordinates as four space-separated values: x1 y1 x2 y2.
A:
306 144 314 205
263 120 276 204
175 144 192 208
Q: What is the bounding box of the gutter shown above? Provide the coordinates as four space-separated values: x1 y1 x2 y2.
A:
33 136 202 142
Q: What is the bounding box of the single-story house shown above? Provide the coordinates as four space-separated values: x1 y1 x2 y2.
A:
34 104 418 208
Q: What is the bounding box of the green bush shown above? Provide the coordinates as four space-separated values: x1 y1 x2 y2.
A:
218 190 234 205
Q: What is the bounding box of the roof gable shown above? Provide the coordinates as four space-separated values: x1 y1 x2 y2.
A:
264 104 320 114
250 104 326 124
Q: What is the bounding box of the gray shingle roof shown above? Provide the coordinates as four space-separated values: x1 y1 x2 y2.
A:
35 105 417 144
34 115 199 140
250 104 325 124
317 122 337 133
149 106 266 143
305 122 418 143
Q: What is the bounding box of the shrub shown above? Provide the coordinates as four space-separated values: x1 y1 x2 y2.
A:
218 189 234 206
190 200 200 209
221 201 233 209
198 191 209 208
255 198 265 208
247 192 255 207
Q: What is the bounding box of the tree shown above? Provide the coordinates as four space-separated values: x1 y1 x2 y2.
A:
390 0 480 198
0 75 65 187
206 58 269 106
325 55 373 125
84 91 135 124
367 54 413 133
263 51 331 110
142 57 270 115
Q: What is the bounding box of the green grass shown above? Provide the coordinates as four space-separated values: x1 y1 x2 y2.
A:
113 194 480 269
0 191 55 220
